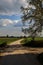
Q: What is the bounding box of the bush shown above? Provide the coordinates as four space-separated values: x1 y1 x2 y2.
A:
0 41 7 47
21 38 31 46
21 38 43 47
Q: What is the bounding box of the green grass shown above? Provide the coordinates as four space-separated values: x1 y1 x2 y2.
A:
27 37 43 41
35 37 43 41
21 37 43 47
29 37 43 41
0 38 20 45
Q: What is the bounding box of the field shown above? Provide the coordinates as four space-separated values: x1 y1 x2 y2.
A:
0 37 20 45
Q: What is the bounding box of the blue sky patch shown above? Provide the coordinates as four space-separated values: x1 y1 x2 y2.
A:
0 15 21 20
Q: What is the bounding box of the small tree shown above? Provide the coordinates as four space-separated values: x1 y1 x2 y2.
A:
21 0 43 41
6 35 9 38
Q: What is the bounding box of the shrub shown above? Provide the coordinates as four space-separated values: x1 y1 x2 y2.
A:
21 38 43 47
0 41 7 47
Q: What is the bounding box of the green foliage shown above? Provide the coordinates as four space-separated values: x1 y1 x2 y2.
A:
21 37 43 43
0 41 7 45
21 37 43 47
21 0 43 38
21 38 32 44
0 41 7 47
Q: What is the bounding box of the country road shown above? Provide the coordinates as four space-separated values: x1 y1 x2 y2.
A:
0 39 43 65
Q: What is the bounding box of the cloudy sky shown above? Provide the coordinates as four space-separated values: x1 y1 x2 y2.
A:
0 0 43 36
0 0 28 36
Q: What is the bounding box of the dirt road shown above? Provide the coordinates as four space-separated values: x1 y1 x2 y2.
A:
0 39 43 65
0 39 43 55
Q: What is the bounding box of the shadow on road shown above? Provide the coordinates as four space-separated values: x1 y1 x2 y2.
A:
0 53 41 65
22 40 43 48
0 44 24 53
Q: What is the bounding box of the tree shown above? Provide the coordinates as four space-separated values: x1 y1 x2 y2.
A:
21 0 43 40
6 34 9 38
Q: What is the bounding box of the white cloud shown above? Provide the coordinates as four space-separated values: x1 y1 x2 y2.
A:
0 19 13 26
0 19 21 27
0 0 27 15
0 19 31 27
3 19 13 26
13 20 19 23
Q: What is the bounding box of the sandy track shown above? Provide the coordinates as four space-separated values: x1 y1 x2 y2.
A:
0 39 43 65
9 39 23 45
0 39 43 56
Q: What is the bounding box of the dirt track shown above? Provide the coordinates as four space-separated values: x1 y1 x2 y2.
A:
0 39 43 56
0 39 43 65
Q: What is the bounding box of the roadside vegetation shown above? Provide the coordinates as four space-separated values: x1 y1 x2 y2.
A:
21 37 43 47
0 37 21 47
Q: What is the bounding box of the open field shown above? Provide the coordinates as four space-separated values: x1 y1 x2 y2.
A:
0 37 20 45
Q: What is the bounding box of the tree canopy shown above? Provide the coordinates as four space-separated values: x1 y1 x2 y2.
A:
21 0 43 37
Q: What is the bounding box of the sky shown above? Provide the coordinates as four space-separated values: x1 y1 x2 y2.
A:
0 0 43 36
0 0 28 36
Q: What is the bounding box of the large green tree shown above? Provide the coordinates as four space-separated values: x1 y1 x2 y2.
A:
21 0 43 40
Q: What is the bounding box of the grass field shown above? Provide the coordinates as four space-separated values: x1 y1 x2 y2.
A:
0 38 20 45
